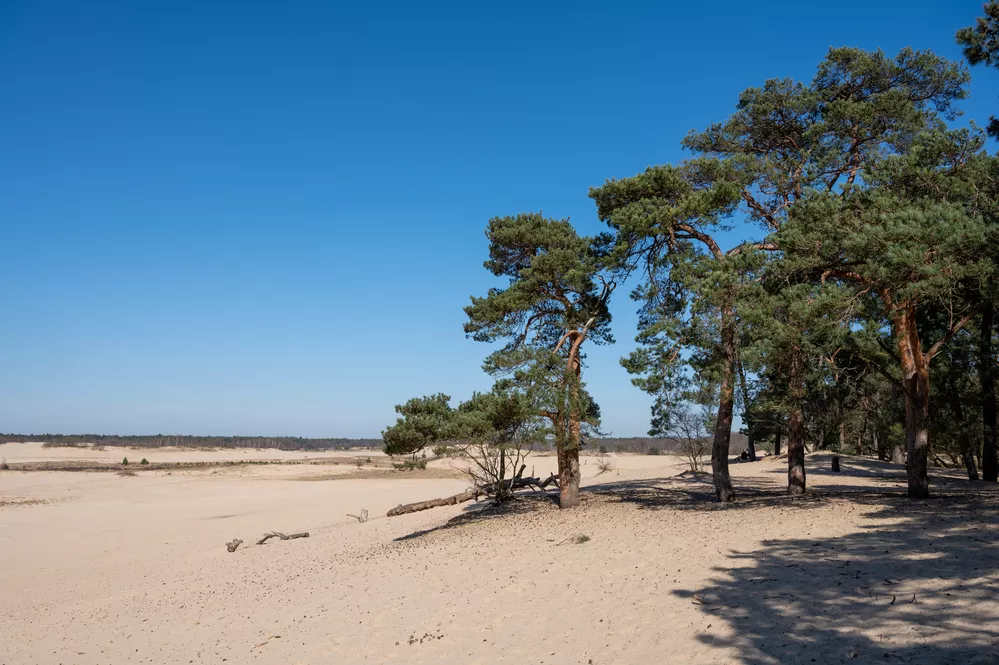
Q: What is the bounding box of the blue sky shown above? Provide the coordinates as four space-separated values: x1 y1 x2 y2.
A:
1 1 996 438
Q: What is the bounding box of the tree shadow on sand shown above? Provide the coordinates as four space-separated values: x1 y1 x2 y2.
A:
672 489 999 664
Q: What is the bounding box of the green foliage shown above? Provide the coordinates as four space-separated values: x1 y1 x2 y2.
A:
121 457 129 465
393 457 428 471
382 393 456 457
957 1 999 136
140 458 149 465
464 213 616 453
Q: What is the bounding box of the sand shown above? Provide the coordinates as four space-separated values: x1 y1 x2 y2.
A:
1 443 998 665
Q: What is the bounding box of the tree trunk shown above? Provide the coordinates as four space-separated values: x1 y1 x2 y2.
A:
896 310 930 498
711 305 737 502
787 407 806 494
747 428 757 462
787 347 806 495
557 443 580 508
558 347 585 509
774 429 782 456
981 301 998 482
948 368 980 481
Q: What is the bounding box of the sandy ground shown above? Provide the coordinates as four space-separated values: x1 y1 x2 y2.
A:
1 444 998 665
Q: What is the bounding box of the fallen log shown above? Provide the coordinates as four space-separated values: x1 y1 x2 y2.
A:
256 531 309 545
386 474 559 517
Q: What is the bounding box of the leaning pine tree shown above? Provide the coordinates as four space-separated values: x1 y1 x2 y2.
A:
464 213 615 509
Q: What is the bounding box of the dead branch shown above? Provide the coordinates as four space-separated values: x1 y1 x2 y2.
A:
256 531 310 545
386 474 559 517
226 538 243 553
347 509 369 523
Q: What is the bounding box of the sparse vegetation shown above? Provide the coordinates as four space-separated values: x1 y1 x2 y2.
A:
121 457 129 465
393 457 428 471
140 458 149 465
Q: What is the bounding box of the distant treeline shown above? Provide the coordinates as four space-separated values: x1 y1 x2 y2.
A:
589 434 748 456
0 433 749 455
0 434 383 450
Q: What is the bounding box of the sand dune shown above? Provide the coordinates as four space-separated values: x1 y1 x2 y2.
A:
1 444 997 664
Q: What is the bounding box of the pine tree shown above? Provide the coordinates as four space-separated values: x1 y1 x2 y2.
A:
464 213 615 508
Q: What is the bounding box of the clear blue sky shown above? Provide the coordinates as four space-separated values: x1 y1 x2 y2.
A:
1 1 996 438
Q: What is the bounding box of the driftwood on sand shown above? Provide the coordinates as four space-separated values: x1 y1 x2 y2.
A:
386 473 559 517
256 531 310 545
225 538 243 553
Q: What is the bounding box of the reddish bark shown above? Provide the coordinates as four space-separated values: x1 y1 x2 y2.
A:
895 309 930 498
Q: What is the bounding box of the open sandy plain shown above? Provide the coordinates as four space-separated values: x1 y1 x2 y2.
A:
2 442 998 665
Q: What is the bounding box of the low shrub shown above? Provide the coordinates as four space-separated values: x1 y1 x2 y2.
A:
122 457 129 465
140 458 149 465
393 457 428 471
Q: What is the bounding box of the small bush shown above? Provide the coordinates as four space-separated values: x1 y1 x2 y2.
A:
393 457 428 471
598 445 608 454
122 457 129 465
574 534 590 544
140 458 149 465
1 458 8 471
647 446 661 456
595 453 613 475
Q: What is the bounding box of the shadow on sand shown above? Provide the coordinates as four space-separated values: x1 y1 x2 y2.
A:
394 455 999 663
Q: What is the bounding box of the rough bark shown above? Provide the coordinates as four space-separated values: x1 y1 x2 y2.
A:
787 407 807 495
981 301 998 482
774 429 781 457
559 340 586 509
746 427 757 462
557 444 581 508
711 305 737 502
787 347 807 495
896 309 931 498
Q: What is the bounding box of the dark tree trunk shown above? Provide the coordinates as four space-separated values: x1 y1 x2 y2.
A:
557 342 587 509
948 368 980 481
787 348 806 495
897 308 931 498
774 429 782 456
747 428 757 462
787 407 806 494
981 301 998 482
711 306 737 502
